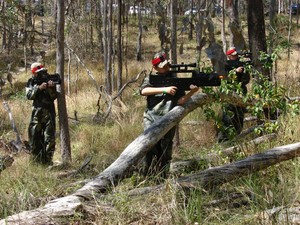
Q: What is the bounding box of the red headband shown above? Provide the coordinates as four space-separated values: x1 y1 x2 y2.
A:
152 54 166 66
31 65 44 74
226 49 236 55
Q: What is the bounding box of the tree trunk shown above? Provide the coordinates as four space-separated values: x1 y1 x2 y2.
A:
136 3 143 61
56 0 72 163
195 0 205 63
170 0 177 64
117 0 123 91
170 0 180 147
188 0 194 40
226 0 246 51
108 1 113 92
247 0 269 77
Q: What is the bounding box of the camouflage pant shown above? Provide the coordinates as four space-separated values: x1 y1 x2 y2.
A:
143 109 176 178
217 104 245 142
28 107 56 165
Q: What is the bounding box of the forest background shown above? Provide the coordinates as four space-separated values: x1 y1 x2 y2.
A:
0 0 300 224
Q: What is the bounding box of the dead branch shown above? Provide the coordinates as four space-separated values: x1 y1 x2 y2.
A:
66 44 147 122
2 101 23 152
0 155 14 172
55 155 93 178
101 70 147 121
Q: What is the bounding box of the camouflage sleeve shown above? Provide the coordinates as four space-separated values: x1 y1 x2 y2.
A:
139 75 152 95
25 79 40 100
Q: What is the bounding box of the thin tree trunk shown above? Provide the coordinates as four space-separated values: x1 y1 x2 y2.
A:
171 0 180 147
56 0 72 163
117 0 123 91
136 3 143 61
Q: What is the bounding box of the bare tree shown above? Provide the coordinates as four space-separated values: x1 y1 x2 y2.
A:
56 0 72 163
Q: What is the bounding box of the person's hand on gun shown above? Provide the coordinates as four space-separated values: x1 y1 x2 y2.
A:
39 82 48 90
189 84 199 93
47 80 55 87
236 66 244 73
164 86 178 95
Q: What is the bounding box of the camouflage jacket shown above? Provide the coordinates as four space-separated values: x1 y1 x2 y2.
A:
26 78 57 112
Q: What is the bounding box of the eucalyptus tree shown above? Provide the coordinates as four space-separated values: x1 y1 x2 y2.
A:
56 0 72 163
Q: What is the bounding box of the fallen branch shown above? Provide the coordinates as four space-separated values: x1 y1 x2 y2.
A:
128 141 300 196
2 101 23 152
256 205 300 224
170 133 277 173
0 155 14 172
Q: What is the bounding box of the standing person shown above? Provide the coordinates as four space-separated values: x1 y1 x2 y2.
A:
26 62 58 165
217 47 251 142
140 52 199 179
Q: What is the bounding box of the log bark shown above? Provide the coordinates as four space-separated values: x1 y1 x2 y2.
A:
257 205 300 224
177 141 300 188
128 141 300 196
170 133 277 173
0 93 298 224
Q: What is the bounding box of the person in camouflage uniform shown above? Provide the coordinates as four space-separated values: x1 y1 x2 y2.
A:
217 47 251 142
26 62 57 165
140 52 199 178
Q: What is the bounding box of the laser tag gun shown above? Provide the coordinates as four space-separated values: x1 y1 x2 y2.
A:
32 69 61 86
149 62 223 91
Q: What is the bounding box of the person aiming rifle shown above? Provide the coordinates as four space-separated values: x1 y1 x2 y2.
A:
26 62 58 165
140 52 199 179
217 47 251 142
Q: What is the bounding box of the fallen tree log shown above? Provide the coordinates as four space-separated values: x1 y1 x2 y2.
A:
256 205 300 224
2 141 300 224
0 93 297 224
128 141 300 196
170 133 277 173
